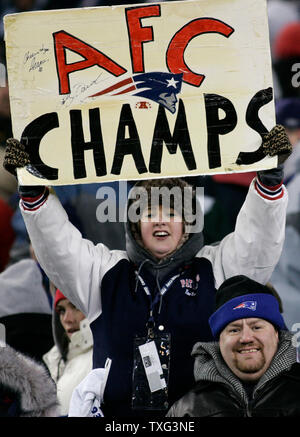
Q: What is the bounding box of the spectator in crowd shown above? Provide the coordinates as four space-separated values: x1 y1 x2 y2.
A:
273 21 300 98
43 289 93 416
0 258 53 364
167 275 300 417
0 344 59 416
2 125 291 416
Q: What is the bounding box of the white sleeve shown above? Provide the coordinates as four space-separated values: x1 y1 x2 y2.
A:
199 178 288 289
20 193 127 322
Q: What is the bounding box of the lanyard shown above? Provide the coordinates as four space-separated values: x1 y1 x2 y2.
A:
135 272 180 334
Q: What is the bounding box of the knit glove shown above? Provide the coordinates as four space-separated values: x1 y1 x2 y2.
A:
257 124 292 187
3 137 45 197
3 138 30 177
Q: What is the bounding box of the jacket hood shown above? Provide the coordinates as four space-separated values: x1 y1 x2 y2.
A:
0 345 59 416
125 178 204 279
191 330 297 403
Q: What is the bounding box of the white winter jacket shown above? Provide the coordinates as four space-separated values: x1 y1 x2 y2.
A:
21 179 288 323
43 319 93 416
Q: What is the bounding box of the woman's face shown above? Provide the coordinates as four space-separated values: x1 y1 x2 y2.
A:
56 299 85 339
140 205 184 259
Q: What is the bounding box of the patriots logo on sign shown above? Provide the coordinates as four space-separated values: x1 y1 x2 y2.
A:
233 301 257 311
89 72 183 114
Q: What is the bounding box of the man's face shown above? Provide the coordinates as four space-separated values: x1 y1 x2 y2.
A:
219 318 279 382
140 205 184 259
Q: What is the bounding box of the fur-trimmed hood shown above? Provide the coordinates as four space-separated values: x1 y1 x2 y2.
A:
0 345 59 416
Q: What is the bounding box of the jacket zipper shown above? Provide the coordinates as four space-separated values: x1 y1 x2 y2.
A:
221 384 250 416
241 376 281 416
245 400 253 417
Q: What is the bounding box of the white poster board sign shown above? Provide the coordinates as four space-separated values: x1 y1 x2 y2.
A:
4 0 276 185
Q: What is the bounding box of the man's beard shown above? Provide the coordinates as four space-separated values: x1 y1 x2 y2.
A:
234 352 266 374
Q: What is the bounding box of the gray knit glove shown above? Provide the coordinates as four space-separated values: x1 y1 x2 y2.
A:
3 137 44 197
261 124 292 165
3 138 30 177
257 124 292 187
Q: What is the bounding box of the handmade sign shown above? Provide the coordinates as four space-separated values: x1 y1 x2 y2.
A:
4 0 276 185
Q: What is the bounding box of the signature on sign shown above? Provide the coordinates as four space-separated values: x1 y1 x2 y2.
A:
23 45 50 72
60 74 103 107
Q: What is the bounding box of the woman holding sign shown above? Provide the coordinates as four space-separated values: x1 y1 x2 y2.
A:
2 125 291 416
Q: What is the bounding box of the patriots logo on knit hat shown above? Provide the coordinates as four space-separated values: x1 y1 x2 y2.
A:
208 275 287 339
233 301 257 311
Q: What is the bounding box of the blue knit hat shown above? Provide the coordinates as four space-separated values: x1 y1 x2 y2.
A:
209 276 287 339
